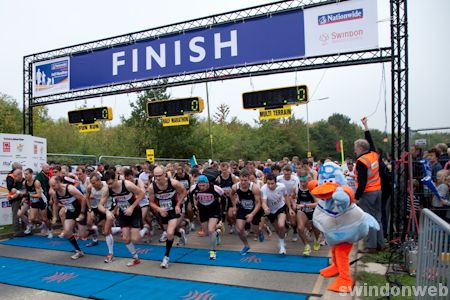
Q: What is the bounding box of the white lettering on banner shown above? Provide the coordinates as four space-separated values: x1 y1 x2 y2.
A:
132 49 138 72
214 30 238 59
190 37 206 63
318 9 363 26
111 30 238 76
112 51 125 76
174 40 181 65
146 44 166 70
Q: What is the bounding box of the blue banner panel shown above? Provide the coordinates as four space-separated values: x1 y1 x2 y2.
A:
70 10 305 90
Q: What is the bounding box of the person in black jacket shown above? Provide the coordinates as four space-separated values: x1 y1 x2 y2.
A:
6 163 26 237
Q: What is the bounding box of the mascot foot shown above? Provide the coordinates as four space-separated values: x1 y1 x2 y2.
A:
320 264 338 277
327 276 353 293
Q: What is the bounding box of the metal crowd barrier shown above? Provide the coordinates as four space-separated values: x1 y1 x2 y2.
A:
47 154 212 167
416 208 450 299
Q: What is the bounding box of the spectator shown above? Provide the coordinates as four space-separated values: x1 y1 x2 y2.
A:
428 148 443 182
344 161 356 192
354 117 384 253
407 179 423 228
202 161 221 183
431 170 449 220
6 163 26 237
35 163 51 199
377 149 392 238
436 143 449 167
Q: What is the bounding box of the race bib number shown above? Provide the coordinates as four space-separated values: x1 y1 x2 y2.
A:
160 199 173 210
269 199 281 208
31 198 40 203
300 202 314 213
64 203 75 212
118 201 130 211
241 199 254 210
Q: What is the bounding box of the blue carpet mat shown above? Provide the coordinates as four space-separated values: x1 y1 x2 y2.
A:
0 235 328 274
177 248 328 274
0 256 311 300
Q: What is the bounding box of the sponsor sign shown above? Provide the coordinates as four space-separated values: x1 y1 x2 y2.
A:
0 134 47 225
32 57 70 97
77 122 101 133
162 115 190 127
146 149 155 163
304 0 378 56
259 106 292 120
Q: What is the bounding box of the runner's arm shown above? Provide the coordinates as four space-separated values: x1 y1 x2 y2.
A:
97 187 110 214
68 185 87 216
31 180 43 199
124 180 144 210
172 178 187 210
251 184 262 217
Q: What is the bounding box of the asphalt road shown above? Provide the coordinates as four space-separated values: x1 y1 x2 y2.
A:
0 227 350 300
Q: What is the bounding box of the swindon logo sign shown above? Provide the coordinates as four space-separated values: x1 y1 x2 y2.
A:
318 9 363 26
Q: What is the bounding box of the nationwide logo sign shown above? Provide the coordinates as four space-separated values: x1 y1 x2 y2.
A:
318 9 363 26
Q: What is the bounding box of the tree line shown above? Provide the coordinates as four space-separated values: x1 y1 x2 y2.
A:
1 91 448 163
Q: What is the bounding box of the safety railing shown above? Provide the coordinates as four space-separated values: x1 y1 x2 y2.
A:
416 208 450 299
47 154 212 167
47 153 98 165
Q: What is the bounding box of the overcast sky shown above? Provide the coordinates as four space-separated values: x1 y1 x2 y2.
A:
0 0 448 133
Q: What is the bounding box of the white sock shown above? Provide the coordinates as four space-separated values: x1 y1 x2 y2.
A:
279 238 285 247
111 227 121 235
139 227 149 238
126 242 138 259
106 234 114 255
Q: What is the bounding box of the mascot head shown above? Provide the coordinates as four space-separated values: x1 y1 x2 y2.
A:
309 161 348 200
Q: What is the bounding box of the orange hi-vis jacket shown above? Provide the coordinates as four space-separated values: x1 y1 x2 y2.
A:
355 151 381 192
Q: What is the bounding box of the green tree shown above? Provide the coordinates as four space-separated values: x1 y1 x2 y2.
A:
0 93 22 133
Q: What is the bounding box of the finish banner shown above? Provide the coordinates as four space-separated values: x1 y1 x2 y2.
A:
31 0 377 97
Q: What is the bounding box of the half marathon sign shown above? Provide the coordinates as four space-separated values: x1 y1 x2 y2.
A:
31 0 377 97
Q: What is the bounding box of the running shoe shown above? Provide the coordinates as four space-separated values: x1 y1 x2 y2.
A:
258 231 265 242
197 229 206 237
291 236 298 242
126 258 141 267
209 250 217 260
313 240 321 251
177 228 187 246
229 225 235 234
279 245 287 255
71 251 84 260
160 256 170 268
159 231 167 243
104 253 114 263
24 224 33 235
47 230 53 239
303 244 311 256
86 240 99 247
240 246 250 256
